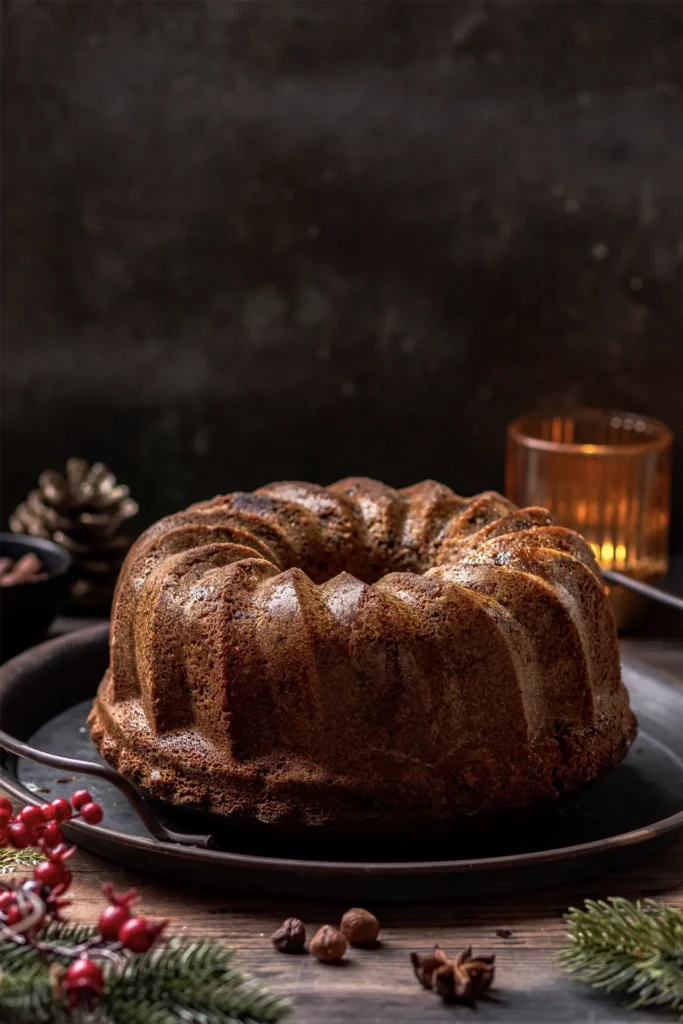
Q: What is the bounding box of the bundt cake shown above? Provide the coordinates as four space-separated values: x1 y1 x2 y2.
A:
89 478 636 837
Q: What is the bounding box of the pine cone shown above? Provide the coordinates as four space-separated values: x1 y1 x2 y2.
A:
10 458 138 611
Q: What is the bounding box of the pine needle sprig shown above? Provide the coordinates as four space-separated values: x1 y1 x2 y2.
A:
0 847 44 876
0 923 291 1024
558 897 683 1016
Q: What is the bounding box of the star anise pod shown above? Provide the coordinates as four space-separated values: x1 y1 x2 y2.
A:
411 945 495 1004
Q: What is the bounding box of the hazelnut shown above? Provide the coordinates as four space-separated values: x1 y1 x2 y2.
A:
309 924 347 963
271 917 306 953
340 907 380 946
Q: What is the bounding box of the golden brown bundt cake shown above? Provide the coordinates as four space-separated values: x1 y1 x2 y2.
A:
89 478 636 837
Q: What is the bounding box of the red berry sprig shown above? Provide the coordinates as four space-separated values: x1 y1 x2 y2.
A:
97 883 168 951
34 843 75 891
98 883 138 940
0 790 104 854
0 791 98 935
118 915 169 953
0 792 167 1015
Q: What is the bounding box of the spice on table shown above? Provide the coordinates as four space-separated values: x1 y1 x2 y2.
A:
271 917 306 953
411 945 495 1004
340 907 380 945
310 924 347 963
0 553 48 585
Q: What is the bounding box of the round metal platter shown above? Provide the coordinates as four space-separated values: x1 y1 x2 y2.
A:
1 624 681 900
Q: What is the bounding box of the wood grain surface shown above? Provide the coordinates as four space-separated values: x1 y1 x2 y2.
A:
57 834 683 1022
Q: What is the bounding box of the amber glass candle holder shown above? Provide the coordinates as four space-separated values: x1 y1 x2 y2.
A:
506 409 673 628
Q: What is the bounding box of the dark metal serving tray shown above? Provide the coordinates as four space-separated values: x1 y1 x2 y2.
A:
1 624 682 901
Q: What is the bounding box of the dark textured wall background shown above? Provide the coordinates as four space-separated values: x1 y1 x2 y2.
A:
2 0 683 547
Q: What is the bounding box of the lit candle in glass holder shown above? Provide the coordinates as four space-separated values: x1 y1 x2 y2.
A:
505 409 673 627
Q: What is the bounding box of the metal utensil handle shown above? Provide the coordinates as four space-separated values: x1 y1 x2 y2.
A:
603 569 683 613
0 727 212 849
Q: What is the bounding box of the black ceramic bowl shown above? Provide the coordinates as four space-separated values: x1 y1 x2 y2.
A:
0 533 72 660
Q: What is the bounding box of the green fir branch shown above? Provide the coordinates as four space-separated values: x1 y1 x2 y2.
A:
559 897 683 1016
104 940 290 1024
0 923 290 1024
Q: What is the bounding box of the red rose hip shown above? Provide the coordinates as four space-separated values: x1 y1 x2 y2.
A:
98 903 131 940
79 802 103 825
8 823 30 849
18 805 44 829
42 822 64 848
71 790 92 810
34 859 69 889
64 956 104 1010
49 798 72 823
119 916 167 952
5 905 23 927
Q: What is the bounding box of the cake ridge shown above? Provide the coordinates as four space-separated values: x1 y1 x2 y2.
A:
89 476 636 837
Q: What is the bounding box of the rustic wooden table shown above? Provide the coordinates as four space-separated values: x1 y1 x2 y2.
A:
4 627 683 1022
